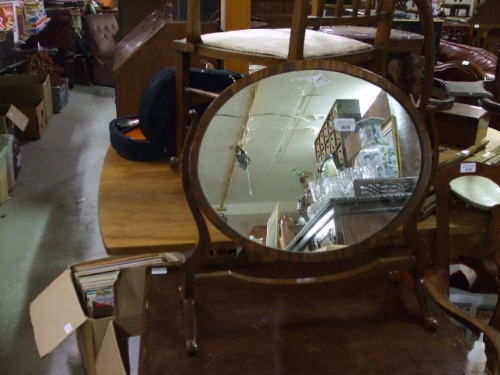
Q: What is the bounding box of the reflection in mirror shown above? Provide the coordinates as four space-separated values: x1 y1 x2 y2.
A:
198 69 421 252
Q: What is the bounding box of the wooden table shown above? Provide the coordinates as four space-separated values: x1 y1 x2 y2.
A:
99 128 500 256
441 2 470 17
138 264 471 375
98 151 234 255
471 23 500 53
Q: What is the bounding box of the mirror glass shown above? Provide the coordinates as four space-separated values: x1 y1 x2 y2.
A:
197 68 422 253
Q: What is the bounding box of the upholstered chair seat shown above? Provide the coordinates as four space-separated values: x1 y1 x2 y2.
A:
200 28 372 59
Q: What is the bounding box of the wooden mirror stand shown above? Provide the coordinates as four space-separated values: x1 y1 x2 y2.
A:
178 60 435 354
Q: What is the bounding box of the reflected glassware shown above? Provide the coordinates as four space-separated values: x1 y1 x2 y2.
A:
305 165 378 219
355 118 399 178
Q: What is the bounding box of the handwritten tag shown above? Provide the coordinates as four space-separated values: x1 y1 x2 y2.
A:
312 73 331 88
460 162 476 173
334 118 355 132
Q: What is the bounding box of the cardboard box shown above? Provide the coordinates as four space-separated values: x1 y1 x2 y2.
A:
16 100 47 139
0 104 28 178
435 103 489 149
23 1 49 36
450 287 498 345
29 255 177 375
0 134 14 192
0 103 28 134
0 74 53 122
52 80 69 114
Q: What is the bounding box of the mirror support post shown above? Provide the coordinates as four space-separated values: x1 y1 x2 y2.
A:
180 110 213 355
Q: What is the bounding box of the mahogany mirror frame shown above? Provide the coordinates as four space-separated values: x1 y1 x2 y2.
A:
183 59 433 264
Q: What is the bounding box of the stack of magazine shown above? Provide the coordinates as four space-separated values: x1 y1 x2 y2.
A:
75 270 119 319
72 253 173 319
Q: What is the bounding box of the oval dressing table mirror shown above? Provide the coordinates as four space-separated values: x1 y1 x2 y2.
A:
180 60 434 355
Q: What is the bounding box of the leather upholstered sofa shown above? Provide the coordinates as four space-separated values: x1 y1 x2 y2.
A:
438 39 497 80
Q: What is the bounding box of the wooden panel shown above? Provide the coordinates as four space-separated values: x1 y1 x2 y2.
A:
251 1 286 13
251 0 295 27
114 22 218 117
118 0 162 37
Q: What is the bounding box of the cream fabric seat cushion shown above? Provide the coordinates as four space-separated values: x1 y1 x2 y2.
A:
201 28 373 59
320 25 424 41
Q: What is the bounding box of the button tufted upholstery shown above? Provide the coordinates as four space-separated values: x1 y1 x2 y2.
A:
83 13 120 87
438 39 497 78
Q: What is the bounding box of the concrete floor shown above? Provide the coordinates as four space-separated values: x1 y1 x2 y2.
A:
0 84 116 374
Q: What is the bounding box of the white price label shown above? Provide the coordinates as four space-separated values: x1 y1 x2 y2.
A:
64 323 73 334
151 267 168 275
460 162 476 173
484 198 496 206
334 118 355 132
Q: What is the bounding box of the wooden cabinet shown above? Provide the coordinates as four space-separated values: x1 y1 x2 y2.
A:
113 19 217 117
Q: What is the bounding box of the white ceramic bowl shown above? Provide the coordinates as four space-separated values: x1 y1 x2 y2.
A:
450 175 500 211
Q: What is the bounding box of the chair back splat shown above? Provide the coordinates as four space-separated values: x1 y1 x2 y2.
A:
426 161 500 372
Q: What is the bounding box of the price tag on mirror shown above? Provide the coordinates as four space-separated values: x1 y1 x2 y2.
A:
334 118 355 132
460 162 476 173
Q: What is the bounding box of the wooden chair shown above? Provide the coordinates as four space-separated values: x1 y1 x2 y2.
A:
425 161 500 371
432 60 494 106
323 0 436 115
173 0 398 162
82 13 120 87
441 0 471 17
435 60 489 82
441 22 474 45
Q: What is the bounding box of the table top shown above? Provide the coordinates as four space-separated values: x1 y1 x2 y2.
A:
98 151 234 255
139 264 470 375
99 128 500 256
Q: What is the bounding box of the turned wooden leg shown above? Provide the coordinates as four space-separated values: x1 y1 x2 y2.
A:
389 269 438 330
179 285 198 355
